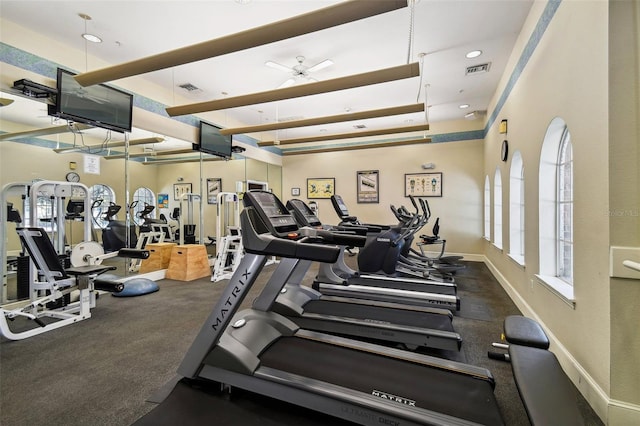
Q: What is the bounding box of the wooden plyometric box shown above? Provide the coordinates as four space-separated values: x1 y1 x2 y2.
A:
165 244 211 281
139 242 177 274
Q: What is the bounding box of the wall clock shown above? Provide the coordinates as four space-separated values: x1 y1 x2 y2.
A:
501 140 509 162
65 172 80 182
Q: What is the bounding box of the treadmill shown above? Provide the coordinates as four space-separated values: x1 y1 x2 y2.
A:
291 197 460 311
273 254 462 352
178 190 504 425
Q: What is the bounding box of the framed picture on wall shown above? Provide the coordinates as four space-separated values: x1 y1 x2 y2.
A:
173 183 192 200
206 178 222 204
405 172 443 197
307 178 335 199
291 187 301 196
157 193 169 209
357 170 379 203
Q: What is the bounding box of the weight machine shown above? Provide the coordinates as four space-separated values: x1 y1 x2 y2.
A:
211 192 242 282
0 181 124 340
177 193 201 245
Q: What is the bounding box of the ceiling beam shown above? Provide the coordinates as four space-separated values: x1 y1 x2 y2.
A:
0 123 92 141
142 156 225 166
166 62 420 117
282 137 431 156
53 137 165 153
105 147 193 160
74 0 408 87
221 103 424 136
259 124 430 146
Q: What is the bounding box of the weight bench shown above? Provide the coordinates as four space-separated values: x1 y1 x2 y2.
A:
0 227 122 340
491 315 584 426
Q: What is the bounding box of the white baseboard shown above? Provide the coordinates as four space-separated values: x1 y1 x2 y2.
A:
609 400 640 425
483 256 617 424
417 250 484 262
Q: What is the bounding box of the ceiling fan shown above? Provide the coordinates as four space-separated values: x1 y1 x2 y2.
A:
265 56 334 88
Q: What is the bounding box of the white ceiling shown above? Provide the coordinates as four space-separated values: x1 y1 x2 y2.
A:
0 0 533 152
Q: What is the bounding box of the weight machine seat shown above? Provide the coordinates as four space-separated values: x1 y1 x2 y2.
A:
509 344 584 426
18 227 116 281
504 315 550 350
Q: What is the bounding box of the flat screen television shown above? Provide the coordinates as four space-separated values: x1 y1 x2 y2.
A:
52 68 133 133
193 121 232 159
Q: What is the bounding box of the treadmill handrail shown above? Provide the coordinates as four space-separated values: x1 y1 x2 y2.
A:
242 208 340 264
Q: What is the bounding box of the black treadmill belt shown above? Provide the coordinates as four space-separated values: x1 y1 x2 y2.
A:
304 300 454 332
349 276 457 295
260 336 503 425
133 379 353 426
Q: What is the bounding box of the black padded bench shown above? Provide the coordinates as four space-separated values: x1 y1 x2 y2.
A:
504 314 549 349
504 316 584 426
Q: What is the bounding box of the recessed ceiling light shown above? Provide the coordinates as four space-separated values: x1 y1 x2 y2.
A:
82 33 102 43
459 104 470 109
466 50 482 59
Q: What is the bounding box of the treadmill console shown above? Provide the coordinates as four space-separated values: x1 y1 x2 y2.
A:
243 191 299 237
286 199 321 228
331 194 350 218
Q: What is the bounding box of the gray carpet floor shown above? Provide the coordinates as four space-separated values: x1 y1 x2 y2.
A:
0 259 603 425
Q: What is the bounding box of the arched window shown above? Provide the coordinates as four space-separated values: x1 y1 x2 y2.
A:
88 184 116 229
493 168 503 249
539 117 574 302
132 187 156 226
23 196 55 231
484 175 491 239
509 151 525 264
557 132 573 283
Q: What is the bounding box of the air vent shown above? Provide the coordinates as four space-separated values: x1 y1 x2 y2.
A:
466 63 491 75
177 83 202 92
353 124 367 129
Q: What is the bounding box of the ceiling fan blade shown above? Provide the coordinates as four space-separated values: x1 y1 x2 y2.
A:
265 61 294 73
167 62 420 116
278 78 296 89
74 0 408 86
307 59 334 73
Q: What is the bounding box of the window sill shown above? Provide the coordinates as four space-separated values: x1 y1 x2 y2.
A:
535 274 575 308
491 243 503 252
508 254 525 268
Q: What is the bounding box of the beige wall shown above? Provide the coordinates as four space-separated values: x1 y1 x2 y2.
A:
481 1 640 422
609 0 640 421
283 133 485 257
